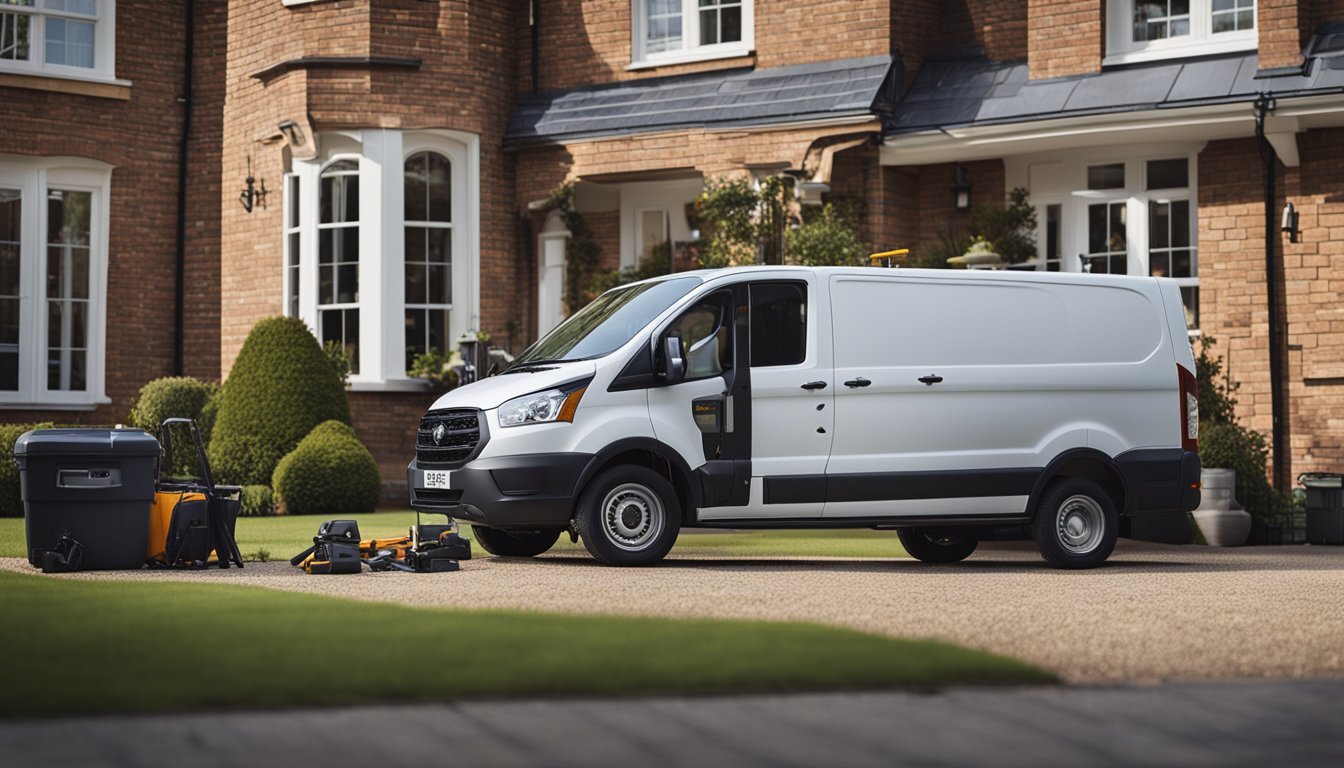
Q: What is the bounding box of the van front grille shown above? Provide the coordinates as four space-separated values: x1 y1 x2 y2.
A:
416 409 482 467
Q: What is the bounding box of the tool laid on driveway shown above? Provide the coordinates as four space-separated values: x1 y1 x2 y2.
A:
147 418 244 569
291 511 471 574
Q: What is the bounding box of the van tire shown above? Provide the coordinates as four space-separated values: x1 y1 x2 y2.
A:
471 526 562 558
1032 477 1118 569
574 465 680 566
896 528 979 563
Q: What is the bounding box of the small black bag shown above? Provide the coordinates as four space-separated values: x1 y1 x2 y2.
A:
308 540 362 574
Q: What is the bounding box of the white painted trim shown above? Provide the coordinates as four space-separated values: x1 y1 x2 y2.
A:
629 0 754 68
1104 0 1256 65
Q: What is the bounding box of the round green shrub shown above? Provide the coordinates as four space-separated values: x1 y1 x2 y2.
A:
207 317 351 485
272 420 381 516
239 485 276 518
128 376 219 476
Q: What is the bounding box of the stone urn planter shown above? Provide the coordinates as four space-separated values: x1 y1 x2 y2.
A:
1193 468 1252 546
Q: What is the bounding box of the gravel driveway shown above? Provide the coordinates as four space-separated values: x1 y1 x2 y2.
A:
7 540 1343 683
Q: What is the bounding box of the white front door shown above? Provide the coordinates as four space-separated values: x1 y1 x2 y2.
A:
537 234 567 337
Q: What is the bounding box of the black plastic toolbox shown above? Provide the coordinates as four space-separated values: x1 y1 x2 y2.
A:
15 429 159 570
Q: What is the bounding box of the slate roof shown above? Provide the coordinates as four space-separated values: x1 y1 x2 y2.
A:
505 55 899 146
890 24 1344 135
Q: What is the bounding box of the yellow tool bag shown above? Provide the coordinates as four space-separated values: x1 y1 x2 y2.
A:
146 419 243 569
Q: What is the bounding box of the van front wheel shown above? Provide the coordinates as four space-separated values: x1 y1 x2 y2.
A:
574 465 680 566
1032 478 1118 569
896 528 979 563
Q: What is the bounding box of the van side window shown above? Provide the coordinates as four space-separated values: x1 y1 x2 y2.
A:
667 293 733 380
750 283 806 366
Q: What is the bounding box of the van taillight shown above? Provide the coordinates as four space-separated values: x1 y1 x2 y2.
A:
1178 364 1198 453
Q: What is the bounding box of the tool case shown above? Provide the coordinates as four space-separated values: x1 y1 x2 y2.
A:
148 418 244 569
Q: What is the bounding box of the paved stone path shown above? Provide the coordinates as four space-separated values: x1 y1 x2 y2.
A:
8 540 1343 683
4 679 1342 767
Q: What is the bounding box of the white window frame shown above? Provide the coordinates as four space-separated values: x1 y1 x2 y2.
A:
0 0 119 83
401 145 459 374
1105 0 1257 65
0 156 110 409
1008 145 1201 330
630 0 754 69
286 130 479 390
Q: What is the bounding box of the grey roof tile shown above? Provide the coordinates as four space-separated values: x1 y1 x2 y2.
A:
507 55 897 145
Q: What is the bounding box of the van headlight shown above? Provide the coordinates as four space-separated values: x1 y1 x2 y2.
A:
498 385 588 427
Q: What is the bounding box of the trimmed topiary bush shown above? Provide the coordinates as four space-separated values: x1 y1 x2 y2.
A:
238 485 276 518
272 420 380 516
207 317 351 485
128 376 219 476
1 422 54 518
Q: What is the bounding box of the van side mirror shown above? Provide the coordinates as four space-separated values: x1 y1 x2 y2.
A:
663 335 686 383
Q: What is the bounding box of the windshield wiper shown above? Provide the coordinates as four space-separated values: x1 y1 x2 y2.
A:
502 358 569 373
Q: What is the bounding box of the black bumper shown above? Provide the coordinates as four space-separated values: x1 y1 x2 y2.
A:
1116 449 1202 544
408 453 592 529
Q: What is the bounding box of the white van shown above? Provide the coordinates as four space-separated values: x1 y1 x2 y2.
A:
410 267 1200 569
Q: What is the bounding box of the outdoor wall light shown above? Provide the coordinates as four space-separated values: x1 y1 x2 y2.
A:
797 180 830 206
239 157 268 214
952 164 972 211
277 119 306 149
1281 202 1299 243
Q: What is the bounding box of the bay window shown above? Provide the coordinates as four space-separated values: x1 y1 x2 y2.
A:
632 0 754 68
0 156 109 408
284 130 479 389
1106 1 1256 64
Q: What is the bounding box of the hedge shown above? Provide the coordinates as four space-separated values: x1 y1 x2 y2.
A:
128 376 219 477
207 317 350 485
1 422 54 518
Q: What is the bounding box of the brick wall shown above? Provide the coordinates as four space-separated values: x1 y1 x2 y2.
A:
0 0 226 427
1028 0 1103 79
1260 0 1306 69
914 160 1007 257
942 0 1029 61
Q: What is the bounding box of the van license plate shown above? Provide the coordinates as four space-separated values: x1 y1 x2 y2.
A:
423 470 452 489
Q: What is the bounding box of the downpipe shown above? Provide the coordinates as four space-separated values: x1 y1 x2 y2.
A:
1253 94 1287 491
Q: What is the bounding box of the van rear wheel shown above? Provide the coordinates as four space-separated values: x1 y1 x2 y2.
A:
897 528 979 563
573 465 680 566
471 526 562 558
1032 478 1118 569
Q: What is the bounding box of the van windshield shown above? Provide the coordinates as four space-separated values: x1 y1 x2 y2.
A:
507 277 701 369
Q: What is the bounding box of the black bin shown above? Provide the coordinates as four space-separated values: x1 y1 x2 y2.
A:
1301 473 1344 546
15 429 160 570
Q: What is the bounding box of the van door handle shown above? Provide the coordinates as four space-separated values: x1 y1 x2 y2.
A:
918 375 944 386
843 377 871 388
800 381 827 390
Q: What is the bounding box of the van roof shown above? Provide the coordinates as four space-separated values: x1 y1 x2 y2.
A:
633 265 1167 291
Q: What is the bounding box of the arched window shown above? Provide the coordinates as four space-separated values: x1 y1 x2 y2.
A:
403 150 451 372
318 159 360 374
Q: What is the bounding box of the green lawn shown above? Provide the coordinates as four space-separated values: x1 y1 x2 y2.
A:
3 513 911 562
0 569 1052 717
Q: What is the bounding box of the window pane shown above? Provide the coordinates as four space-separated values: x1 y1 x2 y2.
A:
47 348 85 391
1171 249 1193 278
1109 203 1127 252
336 264 358 303
1171 200 1190 247
427 153 451 222
427 309 448 357
1088 204 1107 254
320 307 359 375
45 18 95 68
722 6 742 43
428 227 451 263
428 264 450 305
700 8 718 46
404 152 427 222
750 283 806 367
1147 159 1188 189
0 12 31 62
404 309 423 371
319 264 333 304
1045 204 1060 271
48 189 90 246
1181 286 1199 329
0 297 16 345
1150 203 1170 249
340 225 359 263
1087 164 1124 190
319 228 333 265
0 190 19 298
287 231 300 268
405 263 426 305
285 175 300 229
343 308 359 375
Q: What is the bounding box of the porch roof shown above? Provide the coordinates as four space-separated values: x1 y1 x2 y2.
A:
505 55 898 146
888 27 1344 136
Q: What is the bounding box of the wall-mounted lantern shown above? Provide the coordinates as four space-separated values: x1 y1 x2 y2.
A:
1281 202 1299 243
239 157 268 213
952 164 972 211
